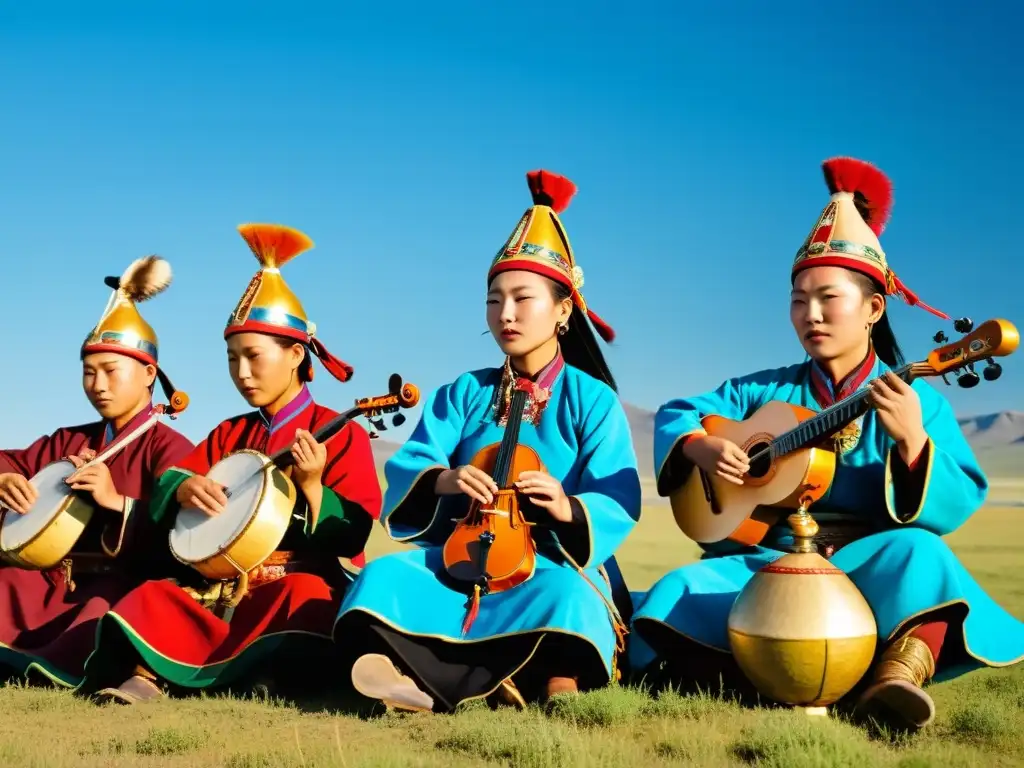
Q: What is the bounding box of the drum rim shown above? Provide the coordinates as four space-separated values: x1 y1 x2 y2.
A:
169 449 294 567
0 459 93 555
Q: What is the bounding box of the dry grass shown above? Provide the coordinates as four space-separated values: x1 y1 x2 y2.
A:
2 495 1023 767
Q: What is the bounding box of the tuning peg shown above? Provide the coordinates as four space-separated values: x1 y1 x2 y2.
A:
933 330 949 344
983 359 1003 381
940 373 951 386
388 373 402 395
392 413 407 427
954 317 974 333
957 370 981 388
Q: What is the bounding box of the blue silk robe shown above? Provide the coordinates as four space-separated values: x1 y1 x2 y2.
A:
335 362 642 697
629 357 1024 681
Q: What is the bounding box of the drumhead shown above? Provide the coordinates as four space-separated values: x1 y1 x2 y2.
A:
0 460 79 551
169 451 268 562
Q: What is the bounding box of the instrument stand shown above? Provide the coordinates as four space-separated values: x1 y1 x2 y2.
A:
786 496 830 718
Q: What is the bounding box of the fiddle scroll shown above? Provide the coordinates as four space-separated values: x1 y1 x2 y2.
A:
443 382 539 634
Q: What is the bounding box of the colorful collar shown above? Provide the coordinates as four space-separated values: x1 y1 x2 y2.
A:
494 351 565 426
809 348 877 408
100 400 155 449
259 384 314 436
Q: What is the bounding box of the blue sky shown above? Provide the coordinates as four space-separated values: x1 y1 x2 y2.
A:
2 1 1021 446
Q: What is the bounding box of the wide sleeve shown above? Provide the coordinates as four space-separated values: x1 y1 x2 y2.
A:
883 383 988 536
303 422 382 558
143 423 229 527
0 431 73 476
552 385 642 569
654 371 772 496
381 377 470 545
104 426 196 558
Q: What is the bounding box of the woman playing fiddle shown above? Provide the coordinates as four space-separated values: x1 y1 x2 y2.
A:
334 170 642 713
85 224 382 704
630 157 1024 731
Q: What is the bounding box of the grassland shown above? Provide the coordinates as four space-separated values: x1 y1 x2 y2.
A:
1 481 1022 767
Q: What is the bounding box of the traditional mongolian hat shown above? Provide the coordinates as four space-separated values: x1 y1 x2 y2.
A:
81 255 186 403
489 170 616 342
792 157 949 320
226 223 353 382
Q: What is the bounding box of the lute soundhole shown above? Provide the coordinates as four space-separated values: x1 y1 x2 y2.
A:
744 438 774 482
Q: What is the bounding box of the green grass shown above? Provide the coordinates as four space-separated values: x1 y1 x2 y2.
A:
2 496 1023 767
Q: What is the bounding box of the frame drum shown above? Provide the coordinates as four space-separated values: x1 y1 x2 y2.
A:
0 460 97 569
169 450 298 581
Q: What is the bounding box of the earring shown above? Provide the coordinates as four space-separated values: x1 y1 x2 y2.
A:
557 321 568 336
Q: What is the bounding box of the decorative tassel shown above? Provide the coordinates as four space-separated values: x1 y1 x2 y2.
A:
526 170 577 214
309 337 354 383
237 223 314 269
821 157 893 236
461 584 482 636
891 274 950 320
586 308 616 343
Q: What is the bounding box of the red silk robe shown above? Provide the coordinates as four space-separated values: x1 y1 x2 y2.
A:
86 385 382 690
0 405 194 686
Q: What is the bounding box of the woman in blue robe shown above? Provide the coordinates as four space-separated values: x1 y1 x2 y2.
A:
630 157 1024 731
334 170 642 713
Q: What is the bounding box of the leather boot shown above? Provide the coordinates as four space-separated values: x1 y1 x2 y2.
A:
93 668 164 706
545 676 578 700
486 678 527 710
856 635 936 730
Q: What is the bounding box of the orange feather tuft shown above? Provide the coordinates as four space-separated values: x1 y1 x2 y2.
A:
237 223 314 269
821 158 893 237
526 170 577 214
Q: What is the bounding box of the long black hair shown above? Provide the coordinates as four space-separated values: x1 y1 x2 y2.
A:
269 335 315 382
846 269 905 368
549 281 618 392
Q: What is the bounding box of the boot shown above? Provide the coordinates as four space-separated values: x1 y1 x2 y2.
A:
545 676 578 699
856 635 936 730
351 653 434 713
486 678 527 710
93 668 164 706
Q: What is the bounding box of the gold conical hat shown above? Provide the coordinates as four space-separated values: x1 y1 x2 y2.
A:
793 157 949 319
224 223 354 383
226 224 314 341
82 256 172 366
488 170 615 342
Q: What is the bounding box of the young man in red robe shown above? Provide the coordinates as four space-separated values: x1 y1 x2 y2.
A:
86 223 383 704
0 256 194 688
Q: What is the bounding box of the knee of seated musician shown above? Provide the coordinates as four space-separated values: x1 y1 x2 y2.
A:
834 527 955 579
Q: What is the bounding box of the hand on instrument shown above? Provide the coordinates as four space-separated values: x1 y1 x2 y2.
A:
514 470 573 523
290 429 328 491
0 473 37 514
71 448 97 463
683 435 750 486
868 371 928 464
176 475 228 516
64 461 124 512
435 466 499 504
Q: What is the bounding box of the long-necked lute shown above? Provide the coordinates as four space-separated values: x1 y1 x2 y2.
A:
670 318 1020 546
169 374 419 581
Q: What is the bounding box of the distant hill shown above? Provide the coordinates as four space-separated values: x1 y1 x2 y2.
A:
370 407 1023 485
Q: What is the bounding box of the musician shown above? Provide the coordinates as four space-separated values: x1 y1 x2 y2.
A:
85 224 382 704
629 157 1024 731
0 256 194 688
334 170 641 714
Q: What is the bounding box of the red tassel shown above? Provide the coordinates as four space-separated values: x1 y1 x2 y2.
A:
587 308 615 343
821 158 893 236
309 338 354 383
461 584 481 636
526 170 577 214
891 275 950 320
